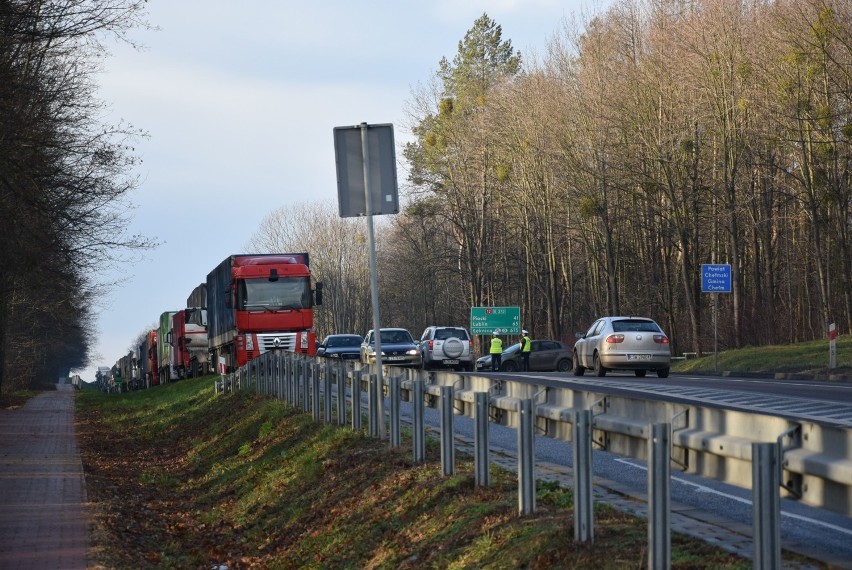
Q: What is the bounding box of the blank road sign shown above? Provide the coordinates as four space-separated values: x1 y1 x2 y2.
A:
334 123 399 217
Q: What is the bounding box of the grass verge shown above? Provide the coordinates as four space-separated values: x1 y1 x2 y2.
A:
672 334 852 376
76 376 795 569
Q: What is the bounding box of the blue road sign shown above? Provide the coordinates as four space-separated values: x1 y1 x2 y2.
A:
701 264 731 293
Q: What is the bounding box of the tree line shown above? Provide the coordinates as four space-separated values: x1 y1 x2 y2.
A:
255 0 851 357
0 0 152 392
5 0 850 391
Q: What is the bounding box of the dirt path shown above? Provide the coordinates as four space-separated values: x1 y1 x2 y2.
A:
0 384 88 570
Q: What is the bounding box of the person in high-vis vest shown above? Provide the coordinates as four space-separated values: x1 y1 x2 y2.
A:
490 331 503 371
520 329 532 371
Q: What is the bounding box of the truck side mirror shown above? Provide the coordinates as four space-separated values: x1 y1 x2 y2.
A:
315 281 323 306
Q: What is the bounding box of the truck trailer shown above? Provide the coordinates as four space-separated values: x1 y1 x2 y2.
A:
142 330 159 387
206 253 323 371
170 307 209 378
158 311 178 383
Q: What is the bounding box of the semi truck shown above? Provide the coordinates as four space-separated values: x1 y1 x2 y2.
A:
158 311 178 383
206 253 323 371
170 307 209 378
140 330 159 387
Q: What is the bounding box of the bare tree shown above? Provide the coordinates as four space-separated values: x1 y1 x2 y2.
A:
0 0 153 391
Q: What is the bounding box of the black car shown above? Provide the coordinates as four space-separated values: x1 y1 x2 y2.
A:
316 334 363 360
476 340 573 372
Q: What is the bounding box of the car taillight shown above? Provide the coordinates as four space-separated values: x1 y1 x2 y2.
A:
606 334 625 343
428 340 434 353
654 335 669 344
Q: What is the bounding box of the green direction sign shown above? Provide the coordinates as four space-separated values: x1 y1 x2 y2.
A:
470 306 521 335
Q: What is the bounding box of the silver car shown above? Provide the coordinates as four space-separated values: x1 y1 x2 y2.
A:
572 316 671 378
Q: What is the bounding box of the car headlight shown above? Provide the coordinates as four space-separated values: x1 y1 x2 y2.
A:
406 349 418 355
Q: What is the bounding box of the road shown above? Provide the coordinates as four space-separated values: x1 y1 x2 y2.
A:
515 370 852 429
0 385 88 570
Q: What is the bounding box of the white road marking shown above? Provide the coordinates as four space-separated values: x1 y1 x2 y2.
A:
679 376 852 392
614 458 852 536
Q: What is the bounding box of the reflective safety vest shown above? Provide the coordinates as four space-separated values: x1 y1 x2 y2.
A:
522 335 531 352
490 337 503 354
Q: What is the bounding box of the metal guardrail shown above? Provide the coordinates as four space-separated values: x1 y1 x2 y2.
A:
219 350 852 567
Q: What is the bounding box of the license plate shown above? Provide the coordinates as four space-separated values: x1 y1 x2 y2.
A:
386 356 405 361
443 359 459 365
627 354 651 361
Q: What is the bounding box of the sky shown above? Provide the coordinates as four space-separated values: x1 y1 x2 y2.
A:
79 0 605 382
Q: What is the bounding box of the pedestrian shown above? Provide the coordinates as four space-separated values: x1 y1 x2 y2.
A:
520 329 531 371
490 331 503 371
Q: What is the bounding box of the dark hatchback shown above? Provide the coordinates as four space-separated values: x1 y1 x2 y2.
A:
476 340 573 372
316 334 363 360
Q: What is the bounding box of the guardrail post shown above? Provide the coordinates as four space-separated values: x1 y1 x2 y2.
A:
284 354 292 404
336 365 346 426
648 422 671 570
475 392 490 486
301 359 309 412
308 362 318 421
274 352 281 399
412 379 425 462
518 398 535 515
753 442 781 569
267 353 272 395
351 369 362 430
389 374 401 448
573 409 593 543
278 352 285 400
368 373 379 438
323 362 332 423
293 356 302 407
440 385 455 476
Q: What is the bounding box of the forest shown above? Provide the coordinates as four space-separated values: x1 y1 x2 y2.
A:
0 1 152 391
2 0 851 392
254 0 852 357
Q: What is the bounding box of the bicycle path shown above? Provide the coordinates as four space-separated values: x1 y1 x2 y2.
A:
0 384 88 570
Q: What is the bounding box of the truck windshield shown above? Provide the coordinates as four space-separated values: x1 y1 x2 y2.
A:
238 277 311 310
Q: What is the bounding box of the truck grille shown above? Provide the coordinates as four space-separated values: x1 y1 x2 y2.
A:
256 333 298 353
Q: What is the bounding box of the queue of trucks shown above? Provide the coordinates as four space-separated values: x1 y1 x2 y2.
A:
99 253 323 391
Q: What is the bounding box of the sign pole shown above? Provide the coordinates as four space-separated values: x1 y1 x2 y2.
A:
361 123 386 439
701 264 730 374
829 323 837 369
714 293 718 373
